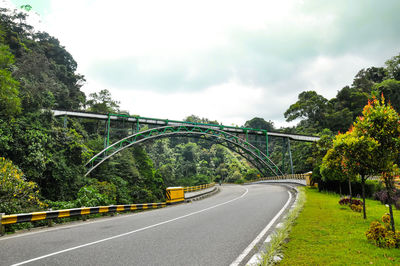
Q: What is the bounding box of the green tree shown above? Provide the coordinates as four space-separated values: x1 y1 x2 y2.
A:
353 96 400 230
308 129 334 185
284 91 328 130
352 67 387 93
320 137 355 198
332 130 379 219
385 53 400 81
0 44 21 117
373 79 400 113
244 117 274 131
86 89 120 113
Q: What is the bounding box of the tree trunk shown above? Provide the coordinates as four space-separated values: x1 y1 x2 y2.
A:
361 175 366 219
339 183 342 196
388 204 395 232
348 177 352 200
384 178 396 232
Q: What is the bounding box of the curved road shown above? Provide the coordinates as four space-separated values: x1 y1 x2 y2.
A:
0 184 293 266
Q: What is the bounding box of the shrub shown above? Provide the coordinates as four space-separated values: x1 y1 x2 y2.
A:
75 185 112 207
235 178 245 184
0 157 46 214
339 197 362 206
319 179 383 198
244 168 259 181
339 197 363 212
365 213 400 248
373 188 400 210
350 204 362 212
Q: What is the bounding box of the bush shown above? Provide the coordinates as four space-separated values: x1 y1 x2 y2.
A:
75 185 112 207
46 200 76 210
339 197 363 212
366 213 400 248
235 178 245 184
373 188 400 210
244 168 259 181
0 157 46 214
339 197 362 206
350 204 363 212
318 179 383 198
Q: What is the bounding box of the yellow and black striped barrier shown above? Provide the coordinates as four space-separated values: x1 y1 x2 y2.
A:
166 187 185 204
184 182 215 193
0 183 217 235
0 203 166 226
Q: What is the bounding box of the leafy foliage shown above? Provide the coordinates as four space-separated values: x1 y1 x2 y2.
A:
374 189 400 210
86 89 120 113
0 43 21 117
0 157 46 214
366 214 400 248
75 185 113 207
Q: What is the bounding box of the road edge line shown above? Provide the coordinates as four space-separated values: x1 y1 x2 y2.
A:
230 189 293 266
11 187 248 266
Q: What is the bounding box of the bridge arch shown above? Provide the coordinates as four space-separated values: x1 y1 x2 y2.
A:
85 125 284 177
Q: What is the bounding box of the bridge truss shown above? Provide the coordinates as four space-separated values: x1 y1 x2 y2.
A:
52 110 320 177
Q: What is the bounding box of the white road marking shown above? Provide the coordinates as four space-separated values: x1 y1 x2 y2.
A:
275 222 284 228
247 253 261 265
230 190 292 266
11 187 248 266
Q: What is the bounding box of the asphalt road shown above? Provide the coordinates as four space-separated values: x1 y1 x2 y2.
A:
0 184 292 266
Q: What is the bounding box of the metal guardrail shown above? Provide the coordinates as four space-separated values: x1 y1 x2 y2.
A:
244 173 311 186
249 173 309 182
184 183 216 193
0 203 166 226
0 182 217 235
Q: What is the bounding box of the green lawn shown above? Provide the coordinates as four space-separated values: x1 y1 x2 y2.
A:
279 187 400 265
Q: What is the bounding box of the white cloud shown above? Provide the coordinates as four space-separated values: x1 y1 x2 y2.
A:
111 80 265 126
300 55 373 99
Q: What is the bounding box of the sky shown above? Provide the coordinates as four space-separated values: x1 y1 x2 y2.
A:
2 0 400 127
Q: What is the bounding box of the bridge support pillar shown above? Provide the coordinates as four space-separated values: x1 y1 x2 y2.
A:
288 138 294 175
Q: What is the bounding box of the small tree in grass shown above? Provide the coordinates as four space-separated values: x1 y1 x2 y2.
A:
332 130 379 219
354 96 400 231
321 142 355 198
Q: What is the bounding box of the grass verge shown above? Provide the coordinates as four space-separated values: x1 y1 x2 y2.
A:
258 187 306 265
279 187 400 265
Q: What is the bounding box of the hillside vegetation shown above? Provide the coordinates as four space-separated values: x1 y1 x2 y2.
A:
0 8 256 217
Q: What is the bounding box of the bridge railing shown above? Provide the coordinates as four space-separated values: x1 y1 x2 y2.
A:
246 173 311 186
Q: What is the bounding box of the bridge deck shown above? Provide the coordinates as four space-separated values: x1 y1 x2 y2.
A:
52 110 320 142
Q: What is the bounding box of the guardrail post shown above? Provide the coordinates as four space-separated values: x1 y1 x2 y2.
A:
0 213 5 236
82 207 87 221
48 209 53 227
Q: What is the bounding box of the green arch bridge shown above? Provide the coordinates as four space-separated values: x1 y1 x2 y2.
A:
52 110 320 177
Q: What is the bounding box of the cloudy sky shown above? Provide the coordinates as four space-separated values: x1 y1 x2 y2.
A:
3 0 400 127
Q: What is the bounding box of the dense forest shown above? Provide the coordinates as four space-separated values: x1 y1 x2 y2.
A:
1 7 400 217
